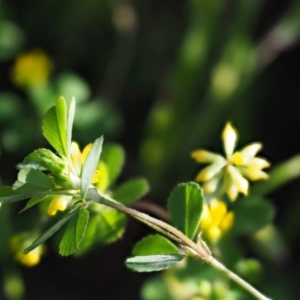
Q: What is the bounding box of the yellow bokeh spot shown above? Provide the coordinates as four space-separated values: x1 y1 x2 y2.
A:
11 49 53 88
211 63 239 99
96 161 110 191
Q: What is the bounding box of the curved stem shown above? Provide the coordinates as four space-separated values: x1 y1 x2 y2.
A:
207 257 271 300
90 189 272 300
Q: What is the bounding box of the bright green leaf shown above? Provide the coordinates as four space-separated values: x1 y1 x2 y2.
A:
112 178 149 205
59 207 89 256
80 136 103 200
101 144 125 186
167 182 203 240
24 208 78 254
42 97 67 156
125 254 185 272
132 235 182 256
232 196 275 235
66 97 75 159
13 169 54 193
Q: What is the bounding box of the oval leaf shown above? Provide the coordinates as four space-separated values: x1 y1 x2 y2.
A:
42 97 67 156
24 208 78 254
101 144 125 186
126 254 185 272
167 182 203 240
112 178 149 205
132 234 181 256
80 136 104 200
59 207 89 256
232 196 275 235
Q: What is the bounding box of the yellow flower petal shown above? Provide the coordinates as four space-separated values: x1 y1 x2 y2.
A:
240 143 262 160
220 211 234 232
247 157 270 169
47 195 70 216
240 167 269 181
226 184 239 201
207 226 222 240
195 161 225 182
231 151 246 166
228 166 249 195
81 143 93 164
199 204 212 228
209 199 227 225
191 150 223 163
222 122 238 158
70 142 82 174
202 175 220 194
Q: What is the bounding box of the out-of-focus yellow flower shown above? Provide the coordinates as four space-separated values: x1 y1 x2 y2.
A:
11 49 53 88
11 234 45 267
199 199 234 241
191 122 270 201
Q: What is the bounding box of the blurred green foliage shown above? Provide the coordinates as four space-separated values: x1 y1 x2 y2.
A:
1 0 300 299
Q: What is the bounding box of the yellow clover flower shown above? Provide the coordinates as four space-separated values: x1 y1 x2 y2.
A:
199 198 234 241
191 122 270 201
47 142 101 216
11 234 45 267
11 49 53 88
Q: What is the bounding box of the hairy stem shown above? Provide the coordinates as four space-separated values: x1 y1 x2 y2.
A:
91 189 271 300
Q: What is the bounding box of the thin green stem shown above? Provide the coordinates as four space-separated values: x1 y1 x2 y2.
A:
90 188 272 300
207 257 271 300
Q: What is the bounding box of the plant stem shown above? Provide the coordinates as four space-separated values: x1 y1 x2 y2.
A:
91 189 272 300
207 256 271 300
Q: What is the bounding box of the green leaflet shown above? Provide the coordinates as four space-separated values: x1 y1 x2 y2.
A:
80 136 103 200
126 235 185 272
59 207 89 256
101 143 125 187
232 196 275 235
112 177 150 205
12 169 54 193
167 182 203 240
42 96 67 156
24 208 78 254
125 254 185 272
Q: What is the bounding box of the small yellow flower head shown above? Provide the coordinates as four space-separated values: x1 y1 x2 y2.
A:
69 142 101 184
191 122 270 201
47 195 72 216
199 199 234 241
11 234 45 267
11 49 53 88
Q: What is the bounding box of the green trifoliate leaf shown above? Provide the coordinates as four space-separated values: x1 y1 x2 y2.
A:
17 148 66 173
126 254 185 272
112 178 150 205
126 235 185 272
24 208 78 254
80 136 103 200
13 169 54 193
167 182 203 240
42 96 67 156
59 207 89 256
232 196 275 235
101 144 125 187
